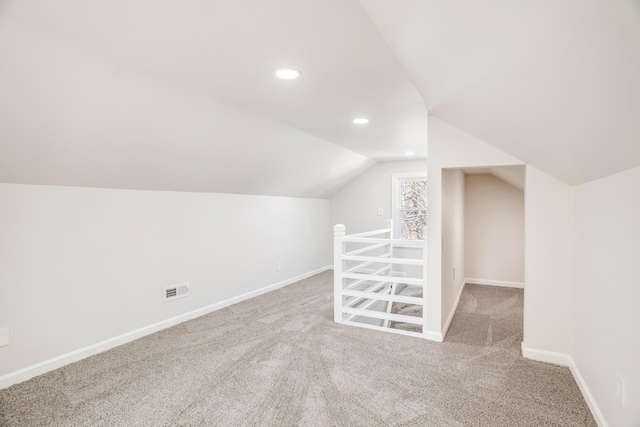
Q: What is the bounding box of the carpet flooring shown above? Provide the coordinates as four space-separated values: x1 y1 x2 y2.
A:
0 271 595 426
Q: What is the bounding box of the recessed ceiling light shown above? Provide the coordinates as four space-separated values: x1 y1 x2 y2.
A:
404 151 415 156
352 118 369 125
275 68 301 79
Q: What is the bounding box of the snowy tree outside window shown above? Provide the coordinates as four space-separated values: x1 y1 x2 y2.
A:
400 178 427 240
392 172 427 240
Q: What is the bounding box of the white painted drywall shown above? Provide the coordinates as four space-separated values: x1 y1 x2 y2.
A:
427 117 523 335
464 173 524 284
572 166 640 426
441 169 465 329
330 159 427 235
0 183 331 378
331 160 427 280
0 21 375 199
523 167 571 354
361 0 640 186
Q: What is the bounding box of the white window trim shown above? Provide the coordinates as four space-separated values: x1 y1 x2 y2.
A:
391 171 428 240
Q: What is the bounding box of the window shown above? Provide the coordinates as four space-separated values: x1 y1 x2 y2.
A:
392 172 427 240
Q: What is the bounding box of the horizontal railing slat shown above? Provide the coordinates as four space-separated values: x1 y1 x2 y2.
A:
343 255 391 274
345 280 389 293
344 282 390 308
341 307 423 325
345 287 392 321
342 255 423 266
342 272 423 286
342 290 423 305
343 266 391 287
341 237 424 247
344 243 390 256
347 228 392 238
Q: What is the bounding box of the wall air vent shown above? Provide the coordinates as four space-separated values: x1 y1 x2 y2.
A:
164 282 189 302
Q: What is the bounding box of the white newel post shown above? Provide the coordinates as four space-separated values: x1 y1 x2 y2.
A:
333 224 346 323
422 223 428 338
386 218 394 272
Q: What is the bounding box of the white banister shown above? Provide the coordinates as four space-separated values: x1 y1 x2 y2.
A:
347 228 391 238
333 224 346 323
341 255 422 265
334 221 426 339
342 272 422 285
344 243 389 256
422 223 428 337
385 218 393 236
340 236 422 246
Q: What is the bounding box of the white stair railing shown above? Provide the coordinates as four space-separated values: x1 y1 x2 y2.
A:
334 220 426 338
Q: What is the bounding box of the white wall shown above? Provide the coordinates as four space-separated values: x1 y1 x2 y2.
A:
330 159 427 235
427 117 523 337
572 166 640 426
523 167 572 354
465 173 524 285
0 183 331 380
441 169 465 331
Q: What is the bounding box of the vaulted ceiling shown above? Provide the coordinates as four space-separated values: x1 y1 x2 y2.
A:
1 0 638 197
362 0 640 185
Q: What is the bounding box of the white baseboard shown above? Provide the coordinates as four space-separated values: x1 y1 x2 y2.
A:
0 266 332 390
465 278 524 289
423 330 443 342
442 281 466 339
568 358 608 427
521 343 608 427
521 342 570 366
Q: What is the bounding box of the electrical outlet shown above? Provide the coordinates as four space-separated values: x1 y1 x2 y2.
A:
377 207 383 216
0 327 9 347
615 372 627 408
276 261 281 271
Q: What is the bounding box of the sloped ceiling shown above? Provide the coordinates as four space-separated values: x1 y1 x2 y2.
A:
463 166 525 191
361 0 640 185
1 1 638 197
0 0 427 198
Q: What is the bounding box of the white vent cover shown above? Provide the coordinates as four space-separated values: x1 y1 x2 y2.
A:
164 282 189 302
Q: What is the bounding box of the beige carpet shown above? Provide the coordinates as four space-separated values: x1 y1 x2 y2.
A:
0 272 595 426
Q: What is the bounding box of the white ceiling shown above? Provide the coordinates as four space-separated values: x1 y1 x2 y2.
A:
0 0 427 198
1 0 639 197
463 166 525 191
361 0 640 185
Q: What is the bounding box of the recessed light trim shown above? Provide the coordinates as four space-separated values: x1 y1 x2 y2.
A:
352 118 369 125
404 151 415 156
276 68 301 79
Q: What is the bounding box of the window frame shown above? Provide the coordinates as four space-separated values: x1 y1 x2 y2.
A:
391 171 428 240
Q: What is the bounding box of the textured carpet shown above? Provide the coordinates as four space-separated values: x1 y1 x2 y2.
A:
0 272 595 426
